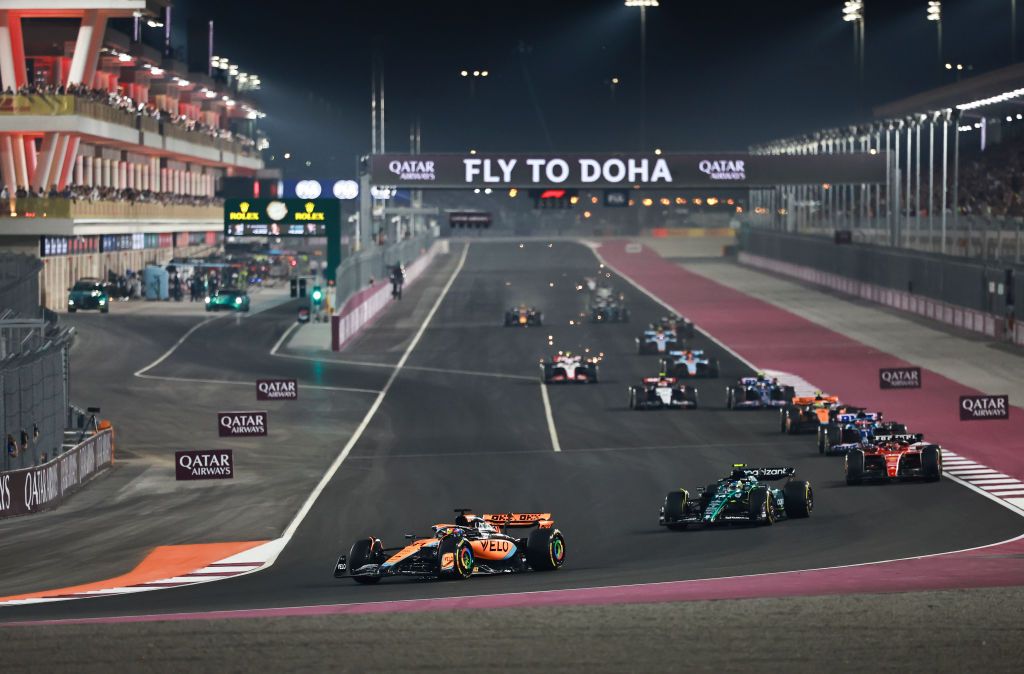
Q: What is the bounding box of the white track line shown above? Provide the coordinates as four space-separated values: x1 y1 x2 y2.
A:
270 321 300 355
134 372 378 395
276 243 469 546
133 316 221 377
539 383 562 452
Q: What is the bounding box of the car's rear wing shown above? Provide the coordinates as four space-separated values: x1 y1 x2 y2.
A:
791 395 839 406
483 513 554 529
836 411 880 423
873 433 924 444
643 377 677 384
739 467 796 481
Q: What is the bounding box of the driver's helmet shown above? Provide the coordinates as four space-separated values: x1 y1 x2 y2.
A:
683 350 694 359
755 371 767 382
435 526 461 538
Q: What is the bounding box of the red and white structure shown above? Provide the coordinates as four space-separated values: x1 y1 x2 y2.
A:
0 1 266 310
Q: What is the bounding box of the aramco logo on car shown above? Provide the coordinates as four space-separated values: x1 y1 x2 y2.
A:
176 450 233 481
256 379 298 401
218 411 268 437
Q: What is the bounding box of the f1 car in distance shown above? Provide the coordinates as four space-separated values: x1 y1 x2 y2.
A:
654 314 695 339
541 351 600 383
779 393 842 434
590 297 630 323
628 375 698 410
659 349 720 378
845 433 943 484
636 327 680 355
504 305 543 327
660 465 812 529
818 413 907 455
725 373 795 410
335 510 566 583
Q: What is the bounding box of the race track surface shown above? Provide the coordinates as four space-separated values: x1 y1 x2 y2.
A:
2 241 1022 623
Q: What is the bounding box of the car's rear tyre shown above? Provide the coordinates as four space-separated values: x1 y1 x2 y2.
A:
783 481 813 518
628 386 640 410
921 445 942 482
348 538 383 584
663 490 688 530
526 528 566 570
822 424 840 454
846 449 866 485
749 487 774 525
586 364 599 383
780 409 789 433
67 307 76 313
682 387 698 409
100 305 109 314
726 387 735 410
436 536 474 580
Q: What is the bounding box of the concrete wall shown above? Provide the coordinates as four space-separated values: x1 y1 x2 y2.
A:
740 227 1021 316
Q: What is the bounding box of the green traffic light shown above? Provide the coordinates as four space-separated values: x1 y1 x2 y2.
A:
312 287 323 302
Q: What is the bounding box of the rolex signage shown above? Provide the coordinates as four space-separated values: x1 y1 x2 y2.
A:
223 199 340 236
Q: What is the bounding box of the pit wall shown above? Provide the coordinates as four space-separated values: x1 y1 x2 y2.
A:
739 228 1023 347
331 240 448 351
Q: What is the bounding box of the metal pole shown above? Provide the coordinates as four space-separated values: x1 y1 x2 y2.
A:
905 122 912 248
370 63 377 155
941 114 948 254
894 126 901 246
928 117 935 252
640 5 647 150
953 114 961 255
1014 0 1018 63
915 120 922 249
379 68 386 154
885 127 892 240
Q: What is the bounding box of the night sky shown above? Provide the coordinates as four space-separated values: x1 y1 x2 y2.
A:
178 0 1016 177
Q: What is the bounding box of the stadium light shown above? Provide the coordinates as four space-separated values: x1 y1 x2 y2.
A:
624 1 659 6
926 1 941 21
842 1 863 22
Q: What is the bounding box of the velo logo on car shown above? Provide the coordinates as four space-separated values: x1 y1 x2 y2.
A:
256 379 298 401
879 367 922 389
176 450 233 480
218 411 268 437
959 395 1010 421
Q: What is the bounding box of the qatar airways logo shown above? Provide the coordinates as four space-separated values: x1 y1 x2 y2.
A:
389 159 436 181
879 367 921 389
257 379 297 401
959 395 1009 421
218 411 268 437
176 450 234 481
698 159 746 181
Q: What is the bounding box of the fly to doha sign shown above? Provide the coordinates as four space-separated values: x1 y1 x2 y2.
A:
370 153 887 189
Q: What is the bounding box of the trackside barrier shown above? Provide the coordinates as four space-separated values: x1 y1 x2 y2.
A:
737 252 1014 344
0 428 114 519
331 241 448 351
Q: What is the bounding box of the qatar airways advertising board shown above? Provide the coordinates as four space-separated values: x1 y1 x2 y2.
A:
369 153 887 189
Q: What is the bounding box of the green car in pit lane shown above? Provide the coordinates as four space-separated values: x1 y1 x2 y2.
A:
205 288 250 312
67 278 110 313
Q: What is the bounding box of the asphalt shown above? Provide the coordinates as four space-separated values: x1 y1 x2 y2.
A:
2 240 1021 627
5 587 1023 672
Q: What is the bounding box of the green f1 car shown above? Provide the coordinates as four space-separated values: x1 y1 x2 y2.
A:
659 464 813 529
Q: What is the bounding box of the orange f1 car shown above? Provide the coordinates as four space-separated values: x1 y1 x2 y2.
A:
334 510 566 583
779 393 843 435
